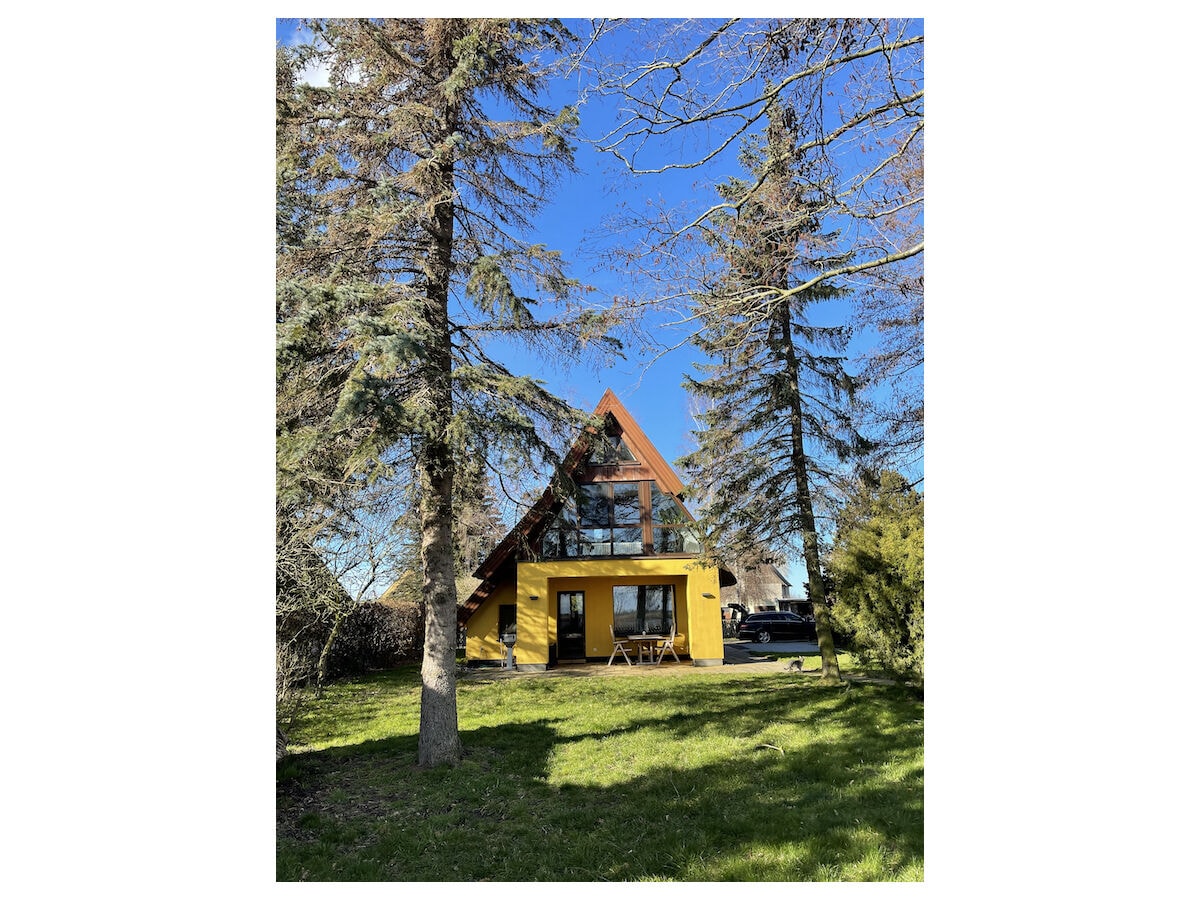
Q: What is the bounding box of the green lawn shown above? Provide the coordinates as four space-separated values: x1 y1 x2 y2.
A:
277 664 923 881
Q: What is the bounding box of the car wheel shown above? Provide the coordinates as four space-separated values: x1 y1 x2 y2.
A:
757 630 771 643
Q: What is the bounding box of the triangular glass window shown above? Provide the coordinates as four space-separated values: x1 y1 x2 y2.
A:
589 432 637 465
650 482 702 554
650 482 687 524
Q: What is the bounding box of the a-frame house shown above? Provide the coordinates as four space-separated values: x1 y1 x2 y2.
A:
460 389 733 669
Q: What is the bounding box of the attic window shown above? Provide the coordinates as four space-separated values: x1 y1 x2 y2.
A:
589 432 636 465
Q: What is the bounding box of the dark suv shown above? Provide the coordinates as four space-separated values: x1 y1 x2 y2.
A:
737 611 817 643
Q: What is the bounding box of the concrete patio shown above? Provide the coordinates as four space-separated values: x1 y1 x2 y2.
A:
457 639 820 680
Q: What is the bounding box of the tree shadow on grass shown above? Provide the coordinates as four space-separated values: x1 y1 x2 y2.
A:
278 676 922 881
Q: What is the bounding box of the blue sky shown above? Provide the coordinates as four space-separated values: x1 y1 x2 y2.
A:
276 18 923 585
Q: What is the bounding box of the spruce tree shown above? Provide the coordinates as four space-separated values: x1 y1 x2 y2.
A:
277 19 615 765
680 101 871 682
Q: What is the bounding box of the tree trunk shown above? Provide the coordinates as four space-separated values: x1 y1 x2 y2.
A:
314 606 348 698
416 148 463 767
417 424 462 765
776 302 841 682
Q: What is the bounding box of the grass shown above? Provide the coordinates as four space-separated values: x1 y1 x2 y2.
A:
277 663 923 881
746 649 895 678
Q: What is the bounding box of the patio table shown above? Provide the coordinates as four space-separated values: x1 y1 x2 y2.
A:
624 633 667 664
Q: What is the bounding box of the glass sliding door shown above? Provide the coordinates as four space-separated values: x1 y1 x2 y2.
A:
557 591 586 660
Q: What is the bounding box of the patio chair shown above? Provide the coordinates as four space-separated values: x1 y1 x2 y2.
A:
655 624 680 664
608 625 633 666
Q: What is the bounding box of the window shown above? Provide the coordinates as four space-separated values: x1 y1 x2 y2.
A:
650 483 685 524
541 495 581 557
570 482 643 556
578 483 610 526
589 431 637 465
536 480 701 559
541 526 581 558
612 584 675 635
498 604 517 640
650 483 702 553
613 482 640 521
652 527 702 553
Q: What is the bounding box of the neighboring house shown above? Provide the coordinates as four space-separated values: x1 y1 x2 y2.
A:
720 561 793 613
459 389 734 670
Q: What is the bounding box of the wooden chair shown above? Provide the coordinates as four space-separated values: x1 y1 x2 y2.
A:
608 625 633 666
655 624 680 664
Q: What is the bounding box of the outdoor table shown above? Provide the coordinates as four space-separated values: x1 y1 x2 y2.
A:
625 633 666 664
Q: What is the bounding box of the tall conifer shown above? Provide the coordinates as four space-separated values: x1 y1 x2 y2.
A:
680 101 871 681
277 19 614 765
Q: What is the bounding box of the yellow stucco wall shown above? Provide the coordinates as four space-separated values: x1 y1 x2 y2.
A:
464 558 724 667
464 580 517 662
546 572 689 658
684 564 724 664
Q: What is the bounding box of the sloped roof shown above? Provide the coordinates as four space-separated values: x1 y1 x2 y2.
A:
768 563 791 588
458 388 719 624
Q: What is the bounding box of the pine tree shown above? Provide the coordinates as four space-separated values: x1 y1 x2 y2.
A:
680 100 871 682
277 19 616 765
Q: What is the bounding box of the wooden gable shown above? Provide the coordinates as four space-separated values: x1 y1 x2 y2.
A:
576 390 687 495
